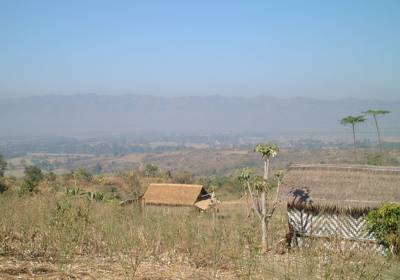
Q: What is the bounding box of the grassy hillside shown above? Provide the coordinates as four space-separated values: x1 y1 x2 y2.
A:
1 147 399 279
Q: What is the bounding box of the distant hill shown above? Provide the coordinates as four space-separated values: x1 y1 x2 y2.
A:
0 95 399 138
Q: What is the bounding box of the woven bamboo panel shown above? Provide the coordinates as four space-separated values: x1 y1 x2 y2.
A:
288 208 386 254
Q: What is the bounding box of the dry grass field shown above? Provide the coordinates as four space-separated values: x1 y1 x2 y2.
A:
1 147 400 279
0 193 399 280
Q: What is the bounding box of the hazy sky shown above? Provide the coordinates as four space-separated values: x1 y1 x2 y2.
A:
1 0 399 99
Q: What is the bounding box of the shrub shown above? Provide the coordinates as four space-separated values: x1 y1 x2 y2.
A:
86 191 104 202
66 187 83 197
366 153 384 166
365 203 400 255
20 166 43 193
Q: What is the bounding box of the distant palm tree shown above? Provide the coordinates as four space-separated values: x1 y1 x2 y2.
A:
340 115 366 158
363 109 390 153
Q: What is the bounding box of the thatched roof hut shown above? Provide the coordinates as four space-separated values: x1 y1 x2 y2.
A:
285 164 400 212
143 183 212 210
283 164 400 253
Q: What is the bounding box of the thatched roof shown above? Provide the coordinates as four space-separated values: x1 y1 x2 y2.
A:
283 164 400 214
143 183 211 209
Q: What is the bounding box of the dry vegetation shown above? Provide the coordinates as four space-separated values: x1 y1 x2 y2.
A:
0 192 399 279
1 148 400 279
284 165 400 208
5 147 400 178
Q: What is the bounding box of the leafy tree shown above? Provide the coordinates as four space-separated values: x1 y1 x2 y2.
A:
0 154 7 177
366 203 400 255
363 109 390 153
21 166 43 193
239 143 283 252
340 115 365 159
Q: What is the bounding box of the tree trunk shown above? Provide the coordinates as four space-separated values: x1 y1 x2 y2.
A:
352 123 357 160
261 191 268 252
373 114 383 153
261 215 268 252
263 159 269 180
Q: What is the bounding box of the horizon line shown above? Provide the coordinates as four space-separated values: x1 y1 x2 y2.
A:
0 93 399 103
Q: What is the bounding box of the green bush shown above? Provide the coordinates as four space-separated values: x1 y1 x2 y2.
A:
366 153 384 166
66 187 104 202
20 165 43 193
86 191 104 202
366 203 400 255
66 187 83 197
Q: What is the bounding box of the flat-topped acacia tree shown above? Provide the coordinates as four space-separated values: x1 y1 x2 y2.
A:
363 109 390 153
340 115 365 160
239 143 282 252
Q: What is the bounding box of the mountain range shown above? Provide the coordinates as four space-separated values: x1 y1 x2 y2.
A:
0 95 399 139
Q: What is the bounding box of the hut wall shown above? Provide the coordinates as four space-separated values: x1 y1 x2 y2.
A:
144 204 198 214
288 207 386 254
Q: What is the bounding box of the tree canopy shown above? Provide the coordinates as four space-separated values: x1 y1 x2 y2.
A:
340 115 366 126
255 143 279 160
363 109 390 116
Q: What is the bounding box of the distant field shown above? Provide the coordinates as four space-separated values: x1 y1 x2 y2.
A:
5 146 400 178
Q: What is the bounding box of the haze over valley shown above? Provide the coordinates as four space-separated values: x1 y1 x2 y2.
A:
1 94 399 139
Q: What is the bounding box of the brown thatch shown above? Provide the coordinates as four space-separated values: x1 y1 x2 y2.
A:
283 164 400 214
143 183 211 209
